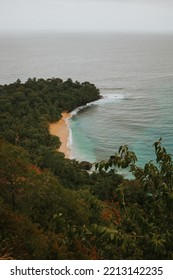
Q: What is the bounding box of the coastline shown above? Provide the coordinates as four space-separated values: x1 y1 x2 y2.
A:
49 112 71 159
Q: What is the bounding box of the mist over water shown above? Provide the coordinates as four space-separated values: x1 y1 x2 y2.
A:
0 32 173 166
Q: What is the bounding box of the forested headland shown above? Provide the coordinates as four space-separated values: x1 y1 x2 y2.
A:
0 77 173 260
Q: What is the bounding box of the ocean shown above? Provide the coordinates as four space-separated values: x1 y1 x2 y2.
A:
0 32 173 167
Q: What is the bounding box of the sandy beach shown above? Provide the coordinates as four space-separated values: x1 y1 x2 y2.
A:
49 112 71 158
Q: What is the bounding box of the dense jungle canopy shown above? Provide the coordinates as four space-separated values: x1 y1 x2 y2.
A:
0 78 173 260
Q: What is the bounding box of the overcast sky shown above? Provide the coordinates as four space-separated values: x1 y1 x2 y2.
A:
0 0 173 33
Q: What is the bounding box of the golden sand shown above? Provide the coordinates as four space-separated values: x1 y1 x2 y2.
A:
49 112 71 158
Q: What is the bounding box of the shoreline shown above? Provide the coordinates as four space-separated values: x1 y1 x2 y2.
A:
49 112 72 159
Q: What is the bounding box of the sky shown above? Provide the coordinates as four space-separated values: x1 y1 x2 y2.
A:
0 0 173 33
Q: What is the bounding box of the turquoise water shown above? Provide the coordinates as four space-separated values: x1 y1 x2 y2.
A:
67 34 173 166
0 32 173 166
69 80 173 166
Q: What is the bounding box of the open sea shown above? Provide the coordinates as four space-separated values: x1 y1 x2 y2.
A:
0 32 173 167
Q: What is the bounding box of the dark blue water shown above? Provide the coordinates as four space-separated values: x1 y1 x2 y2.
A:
0 32 173 166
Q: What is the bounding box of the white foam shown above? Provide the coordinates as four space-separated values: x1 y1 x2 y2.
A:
92 93 128 105
70 92 130 116
70 105 86 116
64 116 73 159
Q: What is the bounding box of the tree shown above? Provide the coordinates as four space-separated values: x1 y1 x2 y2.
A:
94 139 173 259
0 140 29 211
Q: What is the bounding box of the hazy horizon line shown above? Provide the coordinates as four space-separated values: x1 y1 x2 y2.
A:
0 29 173 35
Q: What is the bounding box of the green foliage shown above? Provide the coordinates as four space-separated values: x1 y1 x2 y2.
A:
95 145 137 171
90 170 123 201
93 138 173 259
0 77 173 259
0 140 30 211
0 77 100 166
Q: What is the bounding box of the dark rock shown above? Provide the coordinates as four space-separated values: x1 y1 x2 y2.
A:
109 155 116 160
79 161 92 170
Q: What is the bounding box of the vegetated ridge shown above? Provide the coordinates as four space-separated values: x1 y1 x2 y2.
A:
0 77 173 260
